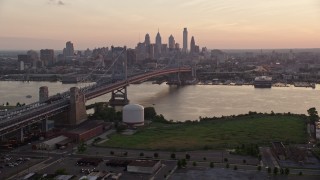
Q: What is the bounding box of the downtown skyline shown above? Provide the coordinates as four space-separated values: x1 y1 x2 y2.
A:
0 0 319 50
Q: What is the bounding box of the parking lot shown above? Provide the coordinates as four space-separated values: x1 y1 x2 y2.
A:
0 154 44 179
37 157 171 180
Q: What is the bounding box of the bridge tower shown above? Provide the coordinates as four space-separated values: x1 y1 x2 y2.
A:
39 86 49 102
69 87 87 125
55 87 87 127
109 46 129 106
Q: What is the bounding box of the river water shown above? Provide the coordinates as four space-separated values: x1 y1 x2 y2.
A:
0 81 319 121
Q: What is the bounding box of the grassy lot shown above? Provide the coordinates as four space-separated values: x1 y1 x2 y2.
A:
101 115 308 151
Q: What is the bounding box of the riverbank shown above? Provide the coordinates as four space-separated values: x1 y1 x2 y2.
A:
100 114 307 151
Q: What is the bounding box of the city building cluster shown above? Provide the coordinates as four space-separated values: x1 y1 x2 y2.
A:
13 28 203 72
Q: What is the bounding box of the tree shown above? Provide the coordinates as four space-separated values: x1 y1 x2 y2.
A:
210 162 214 168
181 159 187 167
177 160 182 168
192 161 197 166
299 171 303 176
280 168 284 175
170 153 176 159
154 152 159 158
226 163 230 168
267 167 271 174
186 154 190 160
307 107 319 139
140 152 144 157
307 107 319 123
110 151 114 155
243 159 246 164
6 102 9 106
77 141 86 153
224 158 228 162
285 168 290 175
144 107 157 120
55 168 67 175
257 166 261 171
203 157 206 161
234 165 238 170
273 167 278 175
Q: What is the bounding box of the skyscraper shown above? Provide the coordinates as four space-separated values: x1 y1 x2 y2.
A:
190 36 195 54
183 28 188 53
40 49 55 66
168 35 175 50
155 30 162 57
145 33 151 59
63 41 74 58
144 34 150 46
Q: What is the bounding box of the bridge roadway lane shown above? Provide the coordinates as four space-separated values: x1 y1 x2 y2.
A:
0 100 69 135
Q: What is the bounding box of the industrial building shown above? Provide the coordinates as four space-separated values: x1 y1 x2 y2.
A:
63 120 108 142
36 135 69 150
122 104 144 126
127 160 161 174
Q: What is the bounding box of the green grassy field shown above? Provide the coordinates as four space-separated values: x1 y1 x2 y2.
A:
101 115 308 151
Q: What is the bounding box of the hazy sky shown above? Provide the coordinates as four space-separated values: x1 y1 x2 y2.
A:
0 0 319 50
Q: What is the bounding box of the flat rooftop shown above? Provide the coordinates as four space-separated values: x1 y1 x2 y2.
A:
128 160 160 167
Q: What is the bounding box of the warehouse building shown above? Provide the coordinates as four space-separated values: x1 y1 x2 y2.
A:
36 135 69 150
127 160 161 174
63 120 108 142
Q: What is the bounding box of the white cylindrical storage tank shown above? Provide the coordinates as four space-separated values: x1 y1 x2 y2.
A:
123 104 144 126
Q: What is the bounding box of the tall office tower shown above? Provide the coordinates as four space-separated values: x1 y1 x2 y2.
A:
149 44 155 59
183 28 188 53
40 49 55 66
155 30 162 57
63 41 74 57
27 50 39 69
144 34 150 46
175 43 180 50
190 36 195 54
168 35 175 50
145 33 151 58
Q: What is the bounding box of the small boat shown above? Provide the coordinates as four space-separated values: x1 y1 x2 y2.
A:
26 95 32 98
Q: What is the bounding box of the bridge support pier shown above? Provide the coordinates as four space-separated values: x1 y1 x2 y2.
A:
17 128 24 143
39 86 49 102
41 118 48 132
109 86 129 106
54 87 87 127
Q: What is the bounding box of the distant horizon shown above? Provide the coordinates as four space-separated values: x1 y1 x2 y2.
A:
1 47 320 53
0 0 319 50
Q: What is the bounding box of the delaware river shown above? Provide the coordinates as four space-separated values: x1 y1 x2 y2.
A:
0 81 319 121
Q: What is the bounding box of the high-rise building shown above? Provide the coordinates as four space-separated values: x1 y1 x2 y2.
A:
144 33 151 59
190 36 195 54
127 49 136 65
63 41 74 59
149 44 155 59
175 43 180 50
27 50 39 69
161 44 168 55
40 49 55 66
18 54 32 70
183 28 188 53
144 34 150 46
135 42 147 61
155 30 162 57
168 35 175 50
